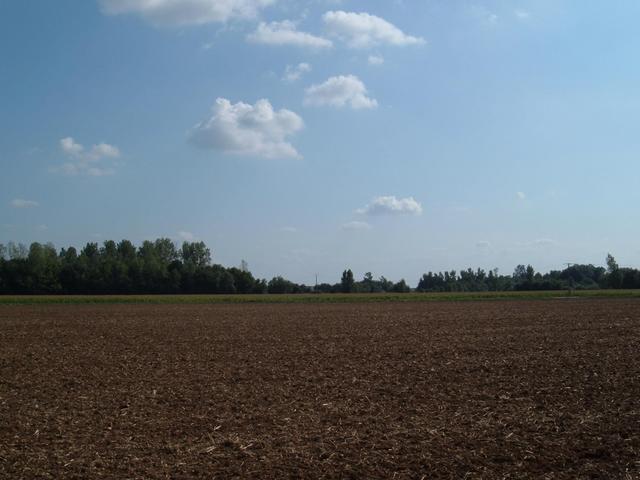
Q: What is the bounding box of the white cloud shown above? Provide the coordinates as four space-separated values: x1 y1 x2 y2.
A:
282 62 312 83
178 231 195 241
90 143 121 160
10 199 39 209
357 196 423 216
99 0 275 27
281 226 298 233
367 54 384 66
516 191 526 200
476 241 491 249
52 137 121 177
342 220 372 231
189 98 304 159
515 9 530 20
304 75 377 109
60 137 84 156
323 11 425 48
247 21 332 48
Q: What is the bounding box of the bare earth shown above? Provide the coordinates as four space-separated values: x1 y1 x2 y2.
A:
1 299 639 479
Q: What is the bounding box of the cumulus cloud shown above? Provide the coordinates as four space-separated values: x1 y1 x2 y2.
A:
304 75 377 109
189 98 304 159
10 199 39 209
357 196 423 216
282 62 312 82
52 137 121 176
323 11 425 48
247 21 332 48
516 191 526 200
367 54 384 66
342 220 372 231
515 9 530 20
99 0 274 26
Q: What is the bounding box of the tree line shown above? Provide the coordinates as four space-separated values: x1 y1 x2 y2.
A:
0 240 639 295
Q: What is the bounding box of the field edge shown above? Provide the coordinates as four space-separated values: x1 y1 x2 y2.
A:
2 289 640 305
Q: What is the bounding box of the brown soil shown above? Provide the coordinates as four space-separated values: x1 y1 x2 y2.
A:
1 299 639 479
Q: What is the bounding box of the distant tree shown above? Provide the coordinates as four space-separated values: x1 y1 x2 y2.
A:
268 276 295 294
606 253 619 273
59 247 81 293
117 240 137 260
252 278 268 294
392 279 410 293
341 269 355 293
314 282 333 293
182 241 211 268
8 242 28 260
27 242 60 293
154 238 179 264
228 267 256 294
513 265 527 284
218 270 237 294
360 272 375 293
526 265 535 282
606 253 623 289
378 276 394 292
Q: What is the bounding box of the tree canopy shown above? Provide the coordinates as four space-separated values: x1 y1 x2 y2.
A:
0 241 638 295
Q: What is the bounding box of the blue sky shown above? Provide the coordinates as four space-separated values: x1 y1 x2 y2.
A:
2 0 640 285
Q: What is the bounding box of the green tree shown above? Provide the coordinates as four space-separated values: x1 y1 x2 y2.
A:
392 279 410 293
341 269 355 293
181 241 211 268
606 253 623 289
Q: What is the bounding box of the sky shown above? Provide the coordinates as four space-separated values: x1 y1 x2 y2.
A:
2 0 640 285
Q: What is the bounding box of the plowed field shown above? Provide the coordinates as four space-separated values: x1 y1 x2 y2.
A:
1 299 639 479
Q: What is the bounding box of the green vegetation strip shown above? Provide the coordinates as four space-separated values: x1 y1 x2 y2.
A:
1 290 640 305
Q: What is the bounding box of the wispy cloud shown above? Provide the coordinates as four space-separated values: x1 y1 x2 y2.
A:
10 198 39 208
323 11 425 48
342 220 372 231
52 137 121 176
282 62 311 83
356 196 423 216
367 54 384 66
247 21 332 49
